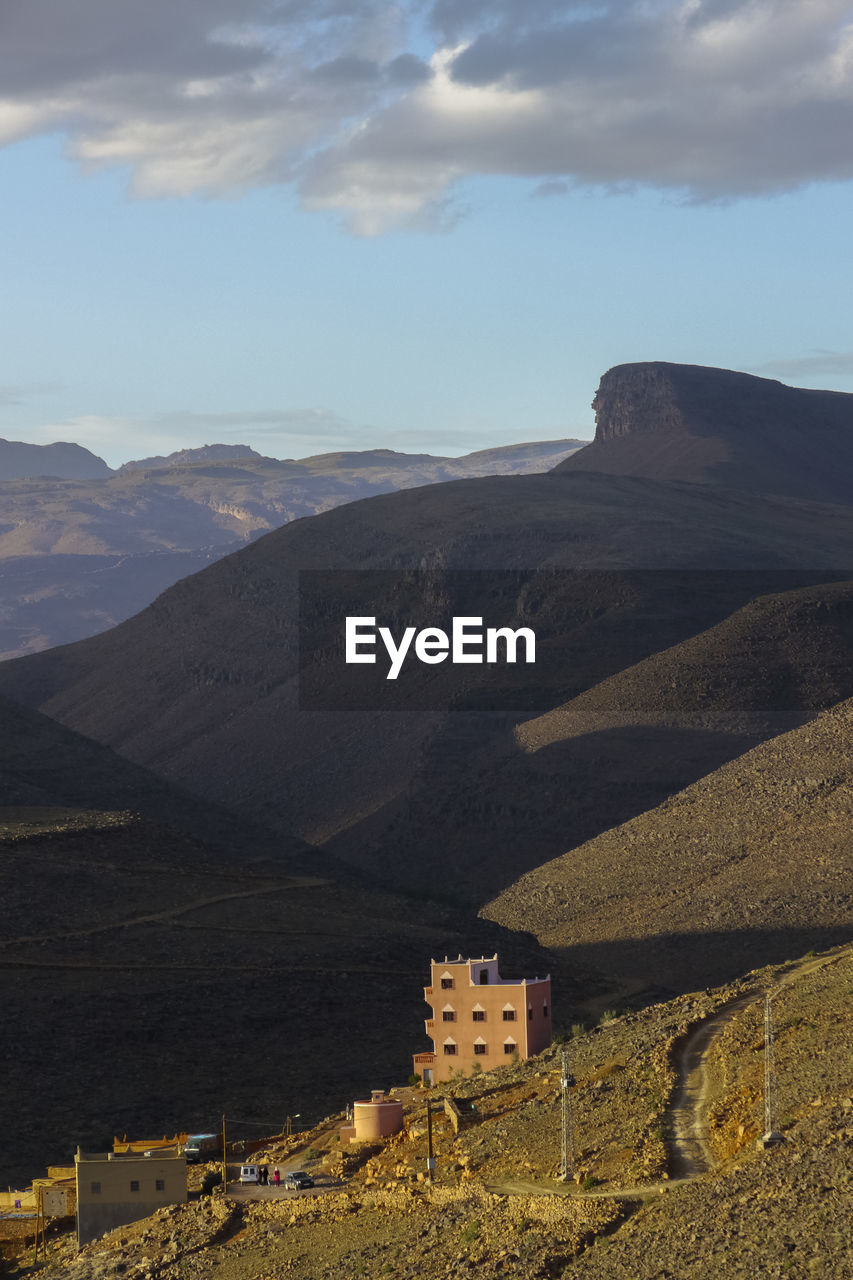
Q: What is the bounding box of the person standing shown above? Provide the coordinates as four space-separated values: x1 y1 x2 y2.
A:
273 1167 280 1188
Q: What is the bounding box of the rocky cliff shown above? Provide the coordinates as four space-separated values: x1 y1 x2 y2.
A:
557 361 853 504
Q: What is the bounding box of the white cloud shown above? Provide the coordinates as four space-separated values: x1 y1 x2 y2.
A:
2 1 853 230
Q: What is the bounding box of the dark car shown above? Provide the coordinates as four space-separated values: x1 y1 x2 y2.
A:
283 1170 314 1189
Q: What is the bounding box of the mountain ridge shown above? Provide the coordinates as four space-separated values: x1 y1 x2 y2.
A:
556 362 853 504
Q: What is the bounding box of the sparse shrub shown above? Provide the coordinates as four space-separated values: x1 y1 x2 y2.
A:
598 1009 619 1024
408 1072 422 1086
460 1219 481 1245
304 1147 322 1161
520 1230 542 1257
582 1175 603 1191
472 1061 483 1074
515 1216 533 1234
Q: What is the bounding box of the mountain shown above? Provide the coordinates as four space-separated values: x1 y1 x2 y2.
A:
5 470 853 908
484 691 853 993
0 690 303 861
556 362 853 504
0 690 558 1189
119 443 265 471
0 437 111 480
0 438 585 659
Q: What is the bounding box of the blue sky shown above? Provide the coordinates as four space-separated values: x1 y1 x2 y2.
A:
2 0 853 468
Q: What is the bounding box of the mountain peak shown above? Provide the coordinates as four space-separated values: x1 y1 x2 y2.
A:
556 360 853 504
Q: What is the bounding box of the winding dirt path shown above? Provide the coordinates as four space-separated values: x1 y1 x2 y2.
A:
0 876 329 949
665 992 757 1178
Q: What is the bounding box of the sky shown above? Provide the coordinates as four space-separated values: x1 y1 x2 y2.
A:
2 0 853 467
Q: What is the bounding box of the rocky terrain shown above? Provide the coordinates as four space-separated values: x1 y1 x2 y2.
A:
0 438 582 658
559 362 853 504
3 944 850 1279
485 691 853 992
0 803 562 1191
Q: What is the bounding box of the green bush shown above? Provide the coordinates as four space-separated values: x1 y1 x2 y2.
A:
582 1175 604 1191
460 1219 481 1245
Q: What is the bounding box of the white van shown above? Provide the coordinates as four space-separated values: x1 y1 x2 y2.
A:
239 1165 259 1184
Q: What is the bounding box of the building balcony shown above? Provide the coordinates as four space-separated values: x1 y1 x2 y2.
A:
425 1019 434 1032
424 986 433 997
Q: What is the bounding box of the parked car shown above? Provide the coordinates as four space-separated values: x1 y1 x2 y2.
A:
239 1165 260 1184
283 1170 314 1189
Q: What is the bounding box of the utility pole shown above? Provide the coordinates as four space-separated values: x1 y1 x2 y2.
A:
559 1046 576 1182
426 1102 436 1183
31 1184 47 1264
757 992 783 1149
221 1114 227 1192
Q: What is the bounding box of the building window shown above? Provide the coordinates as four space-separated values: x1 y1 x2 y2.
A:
504 1042 516 1055
441 977 454 990
543 1004 549 1018
90 1182 101 1195
443 1042 457 1055
130 1181 140 1193
155 1179 165 1192
528 1007 533 1021
472 1010 485 1022
442 1010 455 1022
502 1009 516 1021
474 1043 487 1055
479 969 489 985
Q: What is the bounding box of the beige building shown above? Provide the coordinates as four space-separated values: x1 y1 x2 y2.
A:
413 953 552 1085
339 1090 405 1145
75 1149 187 1245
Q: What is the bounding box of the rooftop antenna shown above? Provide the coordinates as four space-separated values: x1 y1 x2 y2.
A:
757 992 784 1149
559 1046 576 1181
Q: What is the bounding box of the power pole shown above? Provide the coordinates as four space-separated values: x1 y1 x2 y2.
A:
757 993 783 1149
559 1046 575 1182
222 1115 227 1192
426 1103 435 1183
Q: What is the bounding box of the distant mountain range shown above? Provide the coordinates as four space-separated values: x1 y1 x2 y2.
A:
0 437 584 658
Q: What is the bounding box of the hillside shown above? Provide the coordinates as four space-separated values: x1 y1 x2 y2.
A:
0 438 583 658
485 692 853 993
4 471 853 904
0 803 558 1191
557 362 853 504
5 944 851 1279
0 692 297 861
0 437 110 481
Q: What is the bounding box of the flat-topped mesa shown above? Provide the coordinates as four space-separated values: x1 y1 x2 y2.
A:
556 360 853 504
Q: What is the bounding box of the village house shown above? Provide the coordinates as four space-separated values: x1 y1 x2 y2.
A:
412 953 551 1084
74 1148 187 1245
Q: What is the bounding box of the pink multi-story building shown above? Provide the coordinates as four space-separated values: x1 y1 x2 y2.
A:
412 953 551 1085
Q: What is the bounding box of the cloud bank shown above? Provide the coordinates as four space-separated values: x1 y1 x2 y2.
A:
2 0 853 230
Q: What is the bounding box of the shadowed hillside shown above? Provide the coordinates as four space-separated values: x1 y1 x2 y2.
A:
4 472 853 905
484 693 853 992
557 362 853 504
